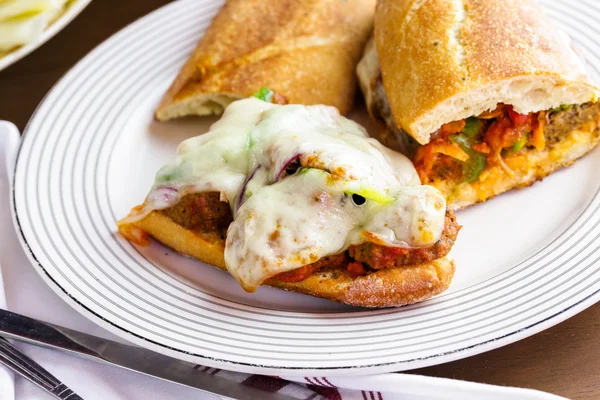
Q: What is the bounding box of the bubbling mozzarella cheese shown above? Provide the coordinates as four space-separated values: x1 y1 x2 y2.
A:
132 98 447 291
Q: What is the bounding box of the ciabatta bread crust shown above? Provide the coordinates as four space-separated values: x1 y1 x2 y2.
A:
357 39 600 209
129 211 455 308
374 0 600 145
156 0 375 120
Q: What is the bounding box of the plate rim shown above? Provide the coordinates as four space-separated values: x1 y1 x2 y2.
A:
0 0 93 72
10 0 600 375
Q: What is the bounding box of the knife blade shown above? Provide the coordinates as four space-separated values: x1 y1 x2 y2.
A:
0 309 313 400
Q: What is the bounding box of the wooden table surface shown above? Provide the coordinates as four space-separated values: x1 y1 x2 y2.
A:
0 1 598 399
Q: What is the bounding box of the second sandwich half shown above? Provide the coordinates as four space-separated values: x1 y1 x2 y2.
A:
358 0 600 209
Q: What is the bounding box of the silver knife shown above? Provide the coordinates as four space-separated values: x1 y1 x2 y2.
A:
0 308 311 400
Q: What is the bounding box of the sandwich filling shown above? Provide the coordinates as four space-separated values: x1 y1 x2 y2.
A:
370 77 600 205
412 103 600 184
119 97 450 291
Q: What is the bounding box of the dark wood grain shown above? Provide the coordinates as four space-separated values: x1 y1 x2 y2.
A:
0 1 598 399
414 304 600 399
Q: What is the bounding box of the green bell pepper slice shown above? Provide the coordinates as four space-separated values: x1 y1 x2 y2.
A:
252 87 274 103
550 104 572 113
462 117 482 138
512 135 528 152
450 134 487 183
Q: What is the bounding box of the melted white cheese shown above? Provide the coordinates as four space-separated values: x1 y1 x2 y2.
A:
225 170 358 291
131 97 447 291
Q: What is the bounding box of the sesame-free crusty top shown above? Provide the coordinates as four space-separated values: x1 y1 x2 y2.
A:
156 0 375 120
374 0 600 145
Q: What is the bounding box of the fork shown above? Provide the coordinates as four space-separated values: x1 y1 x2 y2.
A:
0 337 83 399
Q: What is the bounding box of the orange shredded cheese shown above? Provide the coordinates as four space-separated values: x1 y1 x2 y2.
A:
531 111 547 151
414 139 469 182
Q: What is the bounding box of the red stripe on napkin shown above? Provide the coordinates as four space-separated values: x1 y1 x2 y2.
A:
322 377 336 388
242 375 289 392
306 384 342 400
313 377 327 386
191 364 382 399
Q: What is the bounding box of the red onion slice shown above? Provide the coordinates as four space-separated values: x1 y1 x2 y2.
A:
275 154 301 182
235 167 260 212
147 186 178 209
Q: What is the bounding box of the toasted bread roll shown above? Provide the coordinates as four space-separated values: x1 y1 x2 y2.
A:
374 0 599 145
155 0 376 120
358 40 600 208
358 0 600 209
128 210 455 308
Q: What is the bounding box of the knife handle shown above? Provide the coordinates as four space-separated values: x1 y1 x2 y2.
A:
0 308 101 358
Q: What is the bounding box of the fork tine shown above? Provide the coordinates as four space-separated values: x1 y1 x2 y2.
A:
0 337 84 399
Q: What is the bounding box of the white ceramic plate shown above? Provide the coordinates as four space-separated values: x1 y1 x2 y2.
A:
11 0 600 375
0 0 92 72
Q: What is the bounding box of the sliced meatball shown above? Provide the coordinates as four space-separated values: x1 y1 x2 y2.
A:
272 252 350 283
160 192 232 234
161 193 459 282
545 102 600 144
349 211 460 269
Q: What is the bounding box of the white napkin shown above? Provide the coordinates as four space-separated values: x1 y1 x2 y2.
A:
0 270 14 400
0 121 567 400
0 121 17 400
